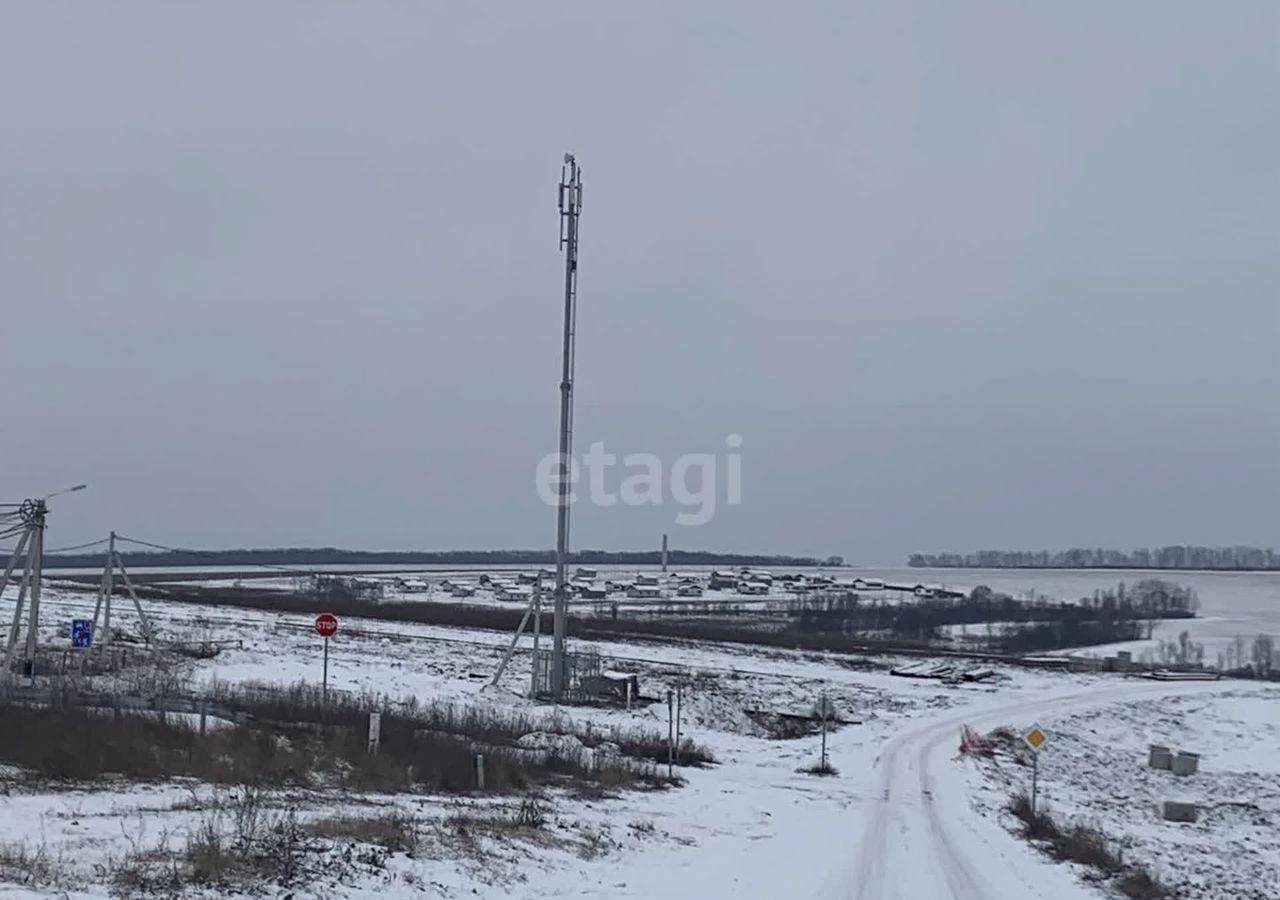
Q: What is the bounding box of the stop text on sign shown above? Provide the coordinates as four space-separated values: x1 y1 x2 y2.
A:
315 613 339 638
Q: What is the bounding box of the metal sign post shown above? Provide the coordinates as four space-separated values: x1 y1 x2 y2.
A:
315 613 339 703
1023 723 1049 814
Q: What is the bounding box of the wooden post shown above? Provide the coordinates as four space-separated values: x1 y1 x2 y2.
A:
822 691 830 768
666 689 674 778
475 753 485 790
675 683 683 765
821 710 828 768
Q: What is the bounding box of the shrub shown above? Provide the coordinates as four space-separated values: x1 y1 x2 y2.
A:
797 761 839 776
306 812 418 852
1006 795 1174 899
0 842 56 886
0 689 676 795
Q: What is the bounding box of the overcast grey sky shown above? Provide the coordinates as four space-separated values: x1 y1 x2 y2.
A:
2 2 1277 562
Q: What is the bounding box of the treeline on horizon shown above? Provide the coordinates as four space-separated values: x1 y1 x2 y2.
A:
40 547 835 570
908 545 1280 571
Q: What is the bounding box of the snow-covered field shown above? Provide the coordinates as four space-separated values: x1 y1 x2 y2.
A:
0 583 1276 898
965 685 1280 900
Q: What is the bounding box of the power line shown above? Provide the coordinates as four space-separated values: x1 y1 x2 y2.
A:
112 535 338 580
0 536 111 556
47 537 112 554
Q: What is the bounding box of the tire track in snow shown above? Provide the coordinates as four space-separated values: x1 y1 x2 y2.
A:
837 680 1232 900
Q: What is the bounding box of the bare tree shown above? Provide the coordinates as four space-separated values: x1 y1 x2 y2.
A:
1252 634 1274 676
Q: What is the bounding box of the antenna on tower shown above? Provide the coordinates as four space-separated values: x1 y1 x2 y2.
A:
551 153 583 699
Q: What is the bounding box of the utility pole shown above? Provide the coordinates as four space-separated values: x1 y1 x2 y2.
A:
530 577 542 697
1 500 47 673
23 503 45 669
100 532 115 649
552 153 583 699
0 486 86 675
90 531 154 648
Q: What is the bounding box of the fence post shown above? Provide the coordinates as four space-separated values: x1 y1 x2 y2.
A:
368 712 382 754
666 690 674 778
675 684 683 765
475 753 485 790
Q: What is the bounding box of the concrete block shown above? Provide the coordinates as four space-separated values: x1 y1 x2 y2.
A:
1149 744 1173 770
1172 751 1200 776
1162 800 1198 822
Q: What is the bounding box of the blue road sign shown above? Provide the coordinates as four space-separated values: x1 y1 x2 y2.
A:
71 619 93 649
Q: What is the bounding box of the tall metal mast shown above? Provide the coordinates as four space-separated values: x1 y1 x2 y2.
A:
552 153 583 698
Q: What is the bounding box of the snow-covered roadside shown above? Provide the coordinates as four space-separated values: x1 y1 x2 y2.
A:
962 684 1280 899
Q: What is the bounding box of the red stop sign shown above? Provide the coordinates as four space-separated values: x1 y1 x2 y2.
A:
314 613 339 638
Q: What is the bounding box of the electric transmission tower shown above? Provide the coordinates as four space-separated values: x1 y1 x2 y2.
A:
552 153 583 699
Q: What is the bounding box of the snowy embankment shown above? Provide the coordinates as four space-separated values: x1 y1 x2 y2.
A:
964 685 1280 900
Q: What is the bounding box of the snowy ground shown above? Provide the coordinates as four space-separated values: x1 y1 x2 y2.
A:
964 685 1280 900
0 585 1276 898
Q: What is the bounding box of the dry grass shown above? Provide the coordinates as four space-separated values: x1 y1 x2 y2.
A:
209 681 716 769
0 842 57 887
0 690 674 795
306 812 418 852
108 793 424 895
0 703 311 785
1007 795 1176 899
110 793 309 892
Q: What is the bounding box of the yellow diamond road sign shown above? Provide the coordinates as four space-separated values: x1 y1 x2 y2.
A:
1024 724 1048 752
